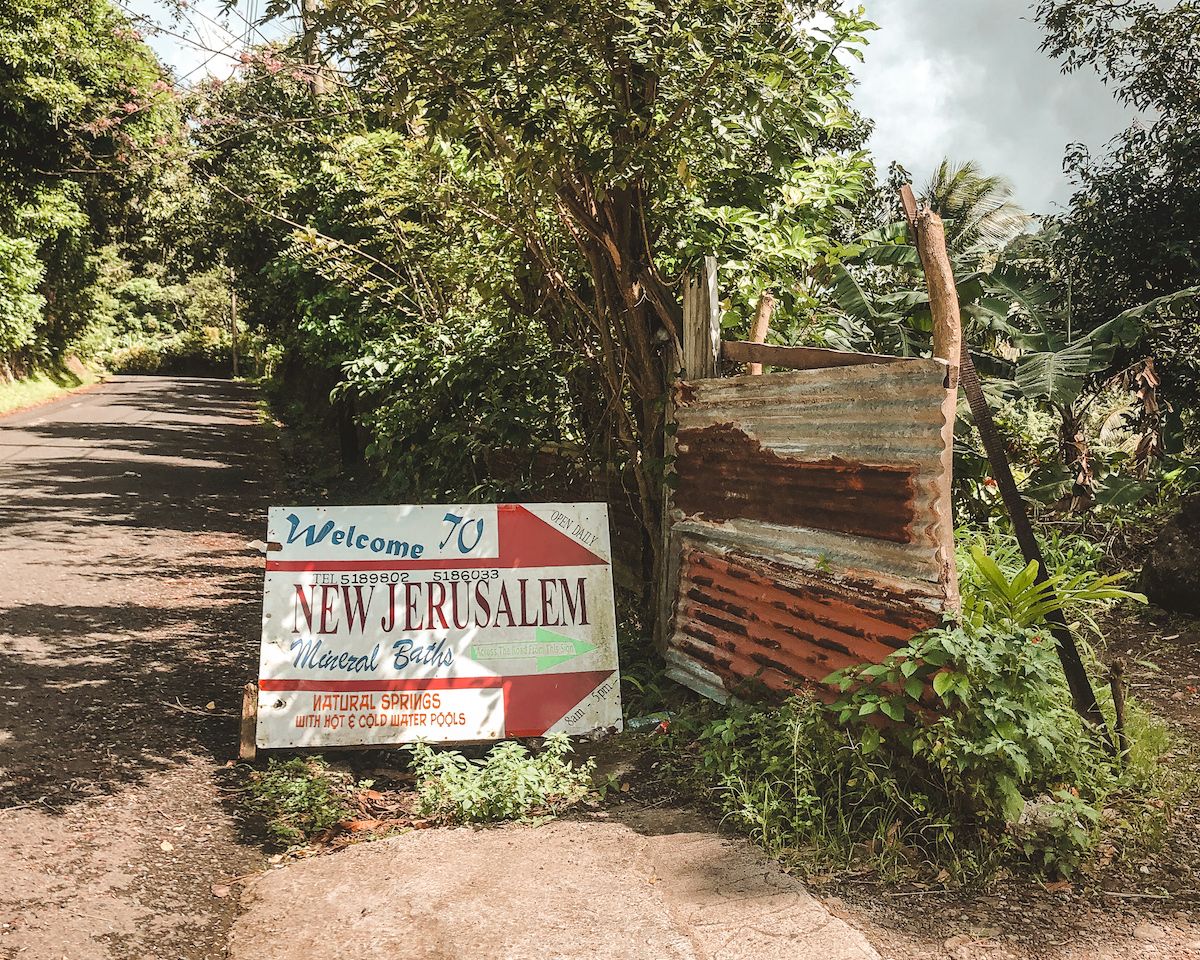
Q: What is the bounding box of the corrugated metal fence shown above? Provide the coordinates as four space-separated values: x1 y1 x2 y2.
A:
661 263 959 703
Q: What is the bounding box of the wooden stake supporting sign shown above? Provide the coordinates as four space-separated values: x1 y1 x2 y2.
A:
239 681 258 762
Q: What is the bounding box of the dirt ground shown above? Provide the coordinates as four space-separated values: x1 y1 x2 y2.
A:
2 376 1197 960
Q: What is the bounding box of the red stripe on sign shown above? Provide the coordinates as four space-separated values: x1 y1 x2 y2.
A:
258 676 504 692
502 670 615 737
267 504 607 572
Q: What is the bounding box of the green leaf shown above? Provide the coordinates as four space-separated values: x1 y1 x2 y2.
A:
932 671 957 700
856 242 920 268
996 776 1026 823
824 263 877 320
880 698 906 722
1014 339 1098 405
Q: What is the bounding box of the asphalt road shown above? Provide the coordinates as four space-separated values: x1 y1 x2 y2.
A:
0 376 275 959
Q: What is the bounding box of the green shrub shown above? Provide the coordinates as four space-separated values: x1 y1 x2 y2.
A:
105 327 238 377
670 624 1130 880
663 546 1162 881
410 733 595 823
0 232 45 360
245 757 356 846
829 621 1116 875
686 696 942 870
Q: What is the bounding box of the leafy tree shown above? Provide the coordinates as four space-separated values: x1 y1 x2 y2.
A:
304 0 876 607
0 0 185 367
0 233 43 363
1035 1 1200 419
191 61 579 483
827 157 1196 512
922 159 1030 261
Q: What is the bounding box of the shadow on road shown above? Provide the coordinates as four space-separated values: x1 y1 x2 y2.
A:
0 376 282 807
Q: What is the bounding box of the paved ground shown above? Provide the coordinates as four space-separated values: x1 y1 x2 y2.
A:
0 376 880 960
232 809 878 960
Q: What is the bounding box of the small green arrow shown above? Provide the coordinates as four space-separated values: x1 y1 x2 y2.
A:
533 628 596 671
470 627 596 673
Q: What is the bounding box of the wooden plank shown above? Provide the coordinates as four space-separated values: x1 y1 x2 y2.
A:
682 256 721 380
656 339 680 655
239 681 258 762
721 340 908 371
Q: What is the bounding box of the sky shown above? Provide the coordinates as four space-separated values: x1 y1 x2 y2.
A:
851 0 1133 213
124 0 288 84
127 0 1134 215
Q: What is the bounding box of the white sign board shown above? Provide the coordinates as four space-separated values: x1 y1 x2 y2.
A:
256 503 622 748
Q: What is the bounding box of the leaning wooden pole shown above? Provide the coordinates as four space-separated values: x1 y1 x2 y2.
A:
900 186 1109 734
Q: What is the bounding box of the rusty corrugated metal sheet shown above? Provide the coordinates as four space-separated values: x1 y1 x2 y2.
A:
664 360 957 703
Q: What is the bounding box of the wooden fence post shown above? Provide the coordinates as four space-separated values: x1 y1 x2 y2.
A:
655 336 680 656
682 255 721 380
901 186 961 610
746 291 776 375
659 254 719 653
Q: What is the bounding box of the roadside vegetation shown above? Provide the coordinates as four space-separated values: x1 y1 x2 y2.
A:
649 531 1194 884
244 736 601 848
245 757 359 847
0 361 100 415
410 735 597 824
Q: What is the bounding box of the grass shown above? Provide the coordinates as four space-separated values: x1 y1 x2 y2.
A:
245 757 358 847
0 363 100 416
411 733 597 824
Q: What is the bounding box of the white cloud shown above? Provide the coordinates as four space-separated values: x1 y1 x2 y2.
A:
853 0 1134 213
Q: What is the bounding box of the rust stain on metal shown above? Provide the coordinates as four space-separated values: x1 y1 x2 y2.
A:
670 544 942 700
673 422 917 543
663 358 958 703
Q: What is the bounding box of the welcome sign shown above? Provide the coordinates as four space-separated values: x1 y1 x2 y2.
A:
256 502 622 748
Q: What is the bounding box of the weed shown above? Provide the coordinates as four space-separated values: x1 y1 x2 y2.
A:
1102 703 1200 856
410 733 595 823
245 757 358 846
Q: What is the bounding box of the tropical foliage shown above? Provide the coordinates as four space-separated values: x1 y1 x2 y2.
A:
0 0 190 373
2 0 1198 886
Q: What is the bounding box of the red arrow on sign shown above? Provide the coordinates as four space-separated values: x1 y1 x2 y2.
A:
266 504 607 572
503 670 616 737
